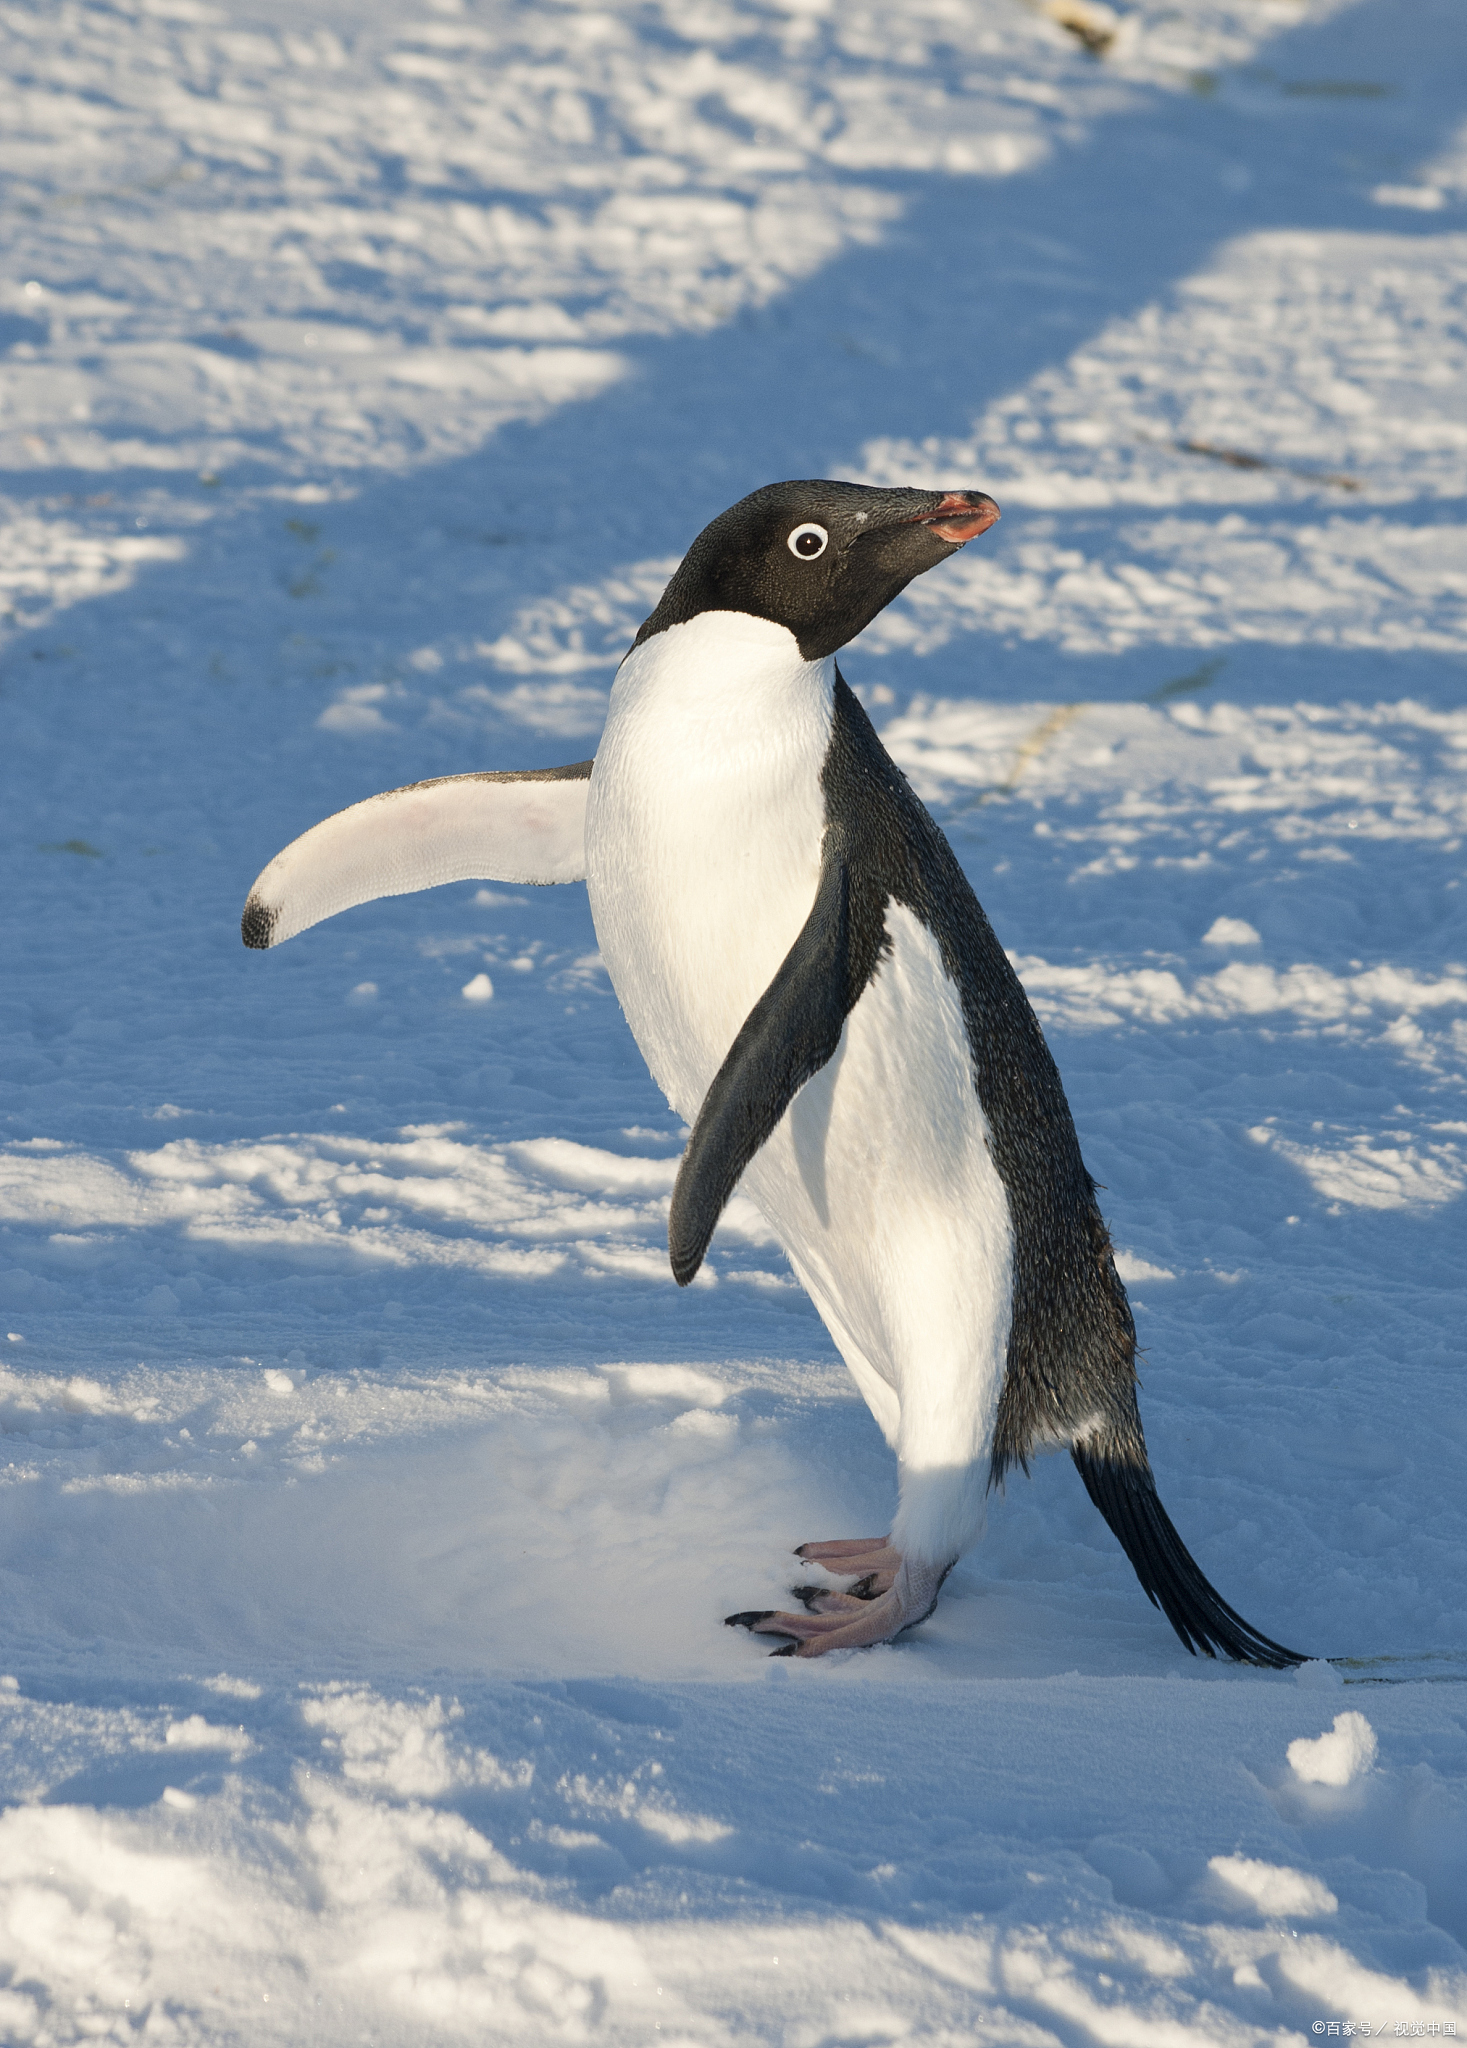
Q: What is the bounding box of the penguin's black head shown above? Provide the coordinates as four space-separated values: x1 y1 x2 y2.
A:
633 480 999 662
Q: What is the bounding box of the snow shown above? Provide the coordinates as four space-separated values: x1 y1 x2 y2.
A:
1287 1711 1380 1787
1 0 1465 2040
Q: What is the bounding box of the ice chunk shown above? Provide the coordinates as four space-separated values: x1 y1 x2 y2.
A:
166 1716 251 1757
1287 1711 1378 1786
1203 916 1261 947
1209 1854 1337 1918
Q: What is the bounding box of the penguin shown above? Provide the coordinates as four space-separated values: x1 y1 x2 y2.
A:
241 479 1304 1667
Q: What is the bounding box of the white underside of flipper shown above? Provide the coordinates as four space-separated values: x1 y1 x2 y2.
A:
587 612 1014 1572
242 769 589 948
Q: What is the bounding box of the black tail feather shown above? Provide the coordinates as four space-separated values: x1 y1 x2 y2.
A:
1072 1447 1307 1669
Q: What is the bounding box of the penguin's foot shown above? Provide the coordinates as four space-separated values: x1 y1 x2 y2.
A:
790 1582 881 1612
726 1556 949 1657
792 1535 901 1595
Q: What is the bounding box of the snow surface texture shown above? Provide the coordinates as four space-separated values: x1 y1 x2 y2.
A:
1 0 1465 2040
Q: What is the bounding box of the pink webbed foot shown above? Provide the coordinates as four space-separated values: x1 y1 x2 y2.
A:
726 1541 951 1657
791 1535 900 1601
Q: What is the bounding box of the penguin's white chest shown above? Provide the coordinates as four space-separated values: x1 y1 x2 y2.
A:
585 611 831 1118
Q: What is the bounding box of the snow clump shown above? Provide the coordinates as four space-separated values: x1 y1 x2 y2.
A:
1287 1711 1379 1787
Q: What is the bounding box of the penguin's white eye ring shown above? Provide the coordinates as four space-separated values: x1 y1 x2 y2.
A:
787 522 829 561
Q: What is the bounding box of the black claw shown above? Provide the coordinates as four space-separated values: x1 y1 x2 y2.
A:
769 1641 799 1657
848 1574 881 1601
725 1610 775 1630
790 1584 828 1612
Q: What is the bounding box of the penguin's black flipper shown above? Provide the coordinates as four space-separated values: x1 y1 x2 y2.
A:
669 847 852 1285
1072 1447 1307 1669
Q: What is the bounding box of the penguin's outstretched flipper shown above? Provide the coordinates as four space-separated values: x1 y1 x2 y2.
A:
241 762 593 950
668 840 853 1285
1072 1445 1306 1668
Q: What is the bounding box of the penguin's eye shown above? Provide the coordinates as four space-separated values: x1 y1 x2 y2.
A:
787 523 828 561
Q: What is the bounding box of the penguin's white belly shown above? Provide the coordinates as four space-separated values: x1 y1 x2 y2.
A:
586 612 832 1115
585 611 1014 1523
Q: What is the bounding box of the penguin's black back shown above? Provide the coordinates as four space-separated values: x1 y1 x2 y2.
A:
821 677 1305 1668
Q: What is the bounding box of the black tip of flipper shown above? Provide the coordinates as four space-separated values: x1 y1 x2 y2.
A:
1072 1446 1309 1669
241 896 278 950
725 1610 775 1630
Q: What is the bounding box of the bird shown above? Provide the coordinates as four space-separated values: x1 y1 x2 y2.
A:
241 478 1304 1667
